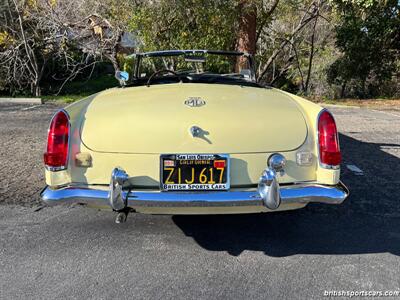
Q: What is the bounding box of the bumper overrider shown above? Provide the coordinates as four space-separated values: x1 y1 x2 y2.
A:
41 165 349 213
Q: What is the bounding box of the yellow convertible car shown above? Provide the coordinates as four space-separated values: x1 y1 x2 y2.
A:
41 50 348 223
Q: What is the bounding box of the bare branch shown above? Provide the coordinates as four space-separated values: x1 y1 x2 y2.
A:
257 1 321 82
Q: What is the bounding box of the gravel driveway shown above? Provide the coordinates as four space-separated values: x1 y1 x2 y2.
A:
0 102 399 299
0 102 61 206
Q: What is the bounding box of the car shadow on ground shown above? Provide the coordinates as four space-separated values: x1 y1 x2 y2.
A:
172 134 400 257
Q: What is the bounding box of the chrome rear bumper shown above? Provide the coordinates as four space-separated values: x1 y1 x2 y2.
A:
41 181 349 212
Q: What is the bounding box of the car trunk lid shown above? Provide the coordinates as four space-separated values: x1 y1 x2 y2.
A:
80 83 308 154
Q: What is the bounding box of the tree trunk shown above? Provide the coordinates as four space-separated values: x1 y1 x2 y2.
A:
107 33 122 74
362 80 366 98
304 16 318 95
106 49 121 74
340 82 346 98
31 82 41 97
111 58 120 73
34 85 41 97
235 0 257 72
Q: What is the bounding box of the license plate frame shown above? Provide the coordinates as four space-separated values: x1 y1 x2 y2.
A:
160 154 230 191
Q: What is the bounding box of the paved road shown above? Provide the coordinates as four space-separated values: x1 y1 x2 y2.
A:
0 102 399 299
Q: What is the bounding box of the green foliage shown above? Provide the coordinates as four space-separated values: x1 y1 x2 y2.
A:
127 0 243 77
331 0 385 9
40 74 118 103
122 55 135 75
328 0 400 97
57 74 118 95
41 94 89 103
130 0 237 52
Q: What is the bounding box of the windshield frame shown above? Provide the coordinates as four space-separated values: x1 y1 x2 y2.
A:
128 50 256 82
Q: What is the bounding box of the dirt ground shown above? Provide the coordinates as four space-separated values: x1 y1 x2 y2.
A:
318 98 400 111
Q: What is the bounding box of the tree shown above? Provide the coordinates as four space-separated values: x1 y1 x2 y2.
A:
256 1 325 84
235 0 257 70
0 0 138 96
0 0 95 96
327 0 400 98
1 0 398 98
66 0 138 73
235 0 280 70
130 0 237 52
0 0 57 96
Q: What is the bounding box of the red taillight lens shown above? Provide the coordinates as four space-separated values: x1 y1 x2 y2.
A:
44 110 69 169
318 110 341 166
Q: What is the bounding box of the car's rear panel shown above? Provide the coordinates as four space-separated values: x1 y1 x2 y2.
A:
45 85 340 189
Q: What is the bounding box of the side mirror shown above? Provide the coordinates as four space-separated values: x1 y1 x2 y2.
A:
115 71 129 83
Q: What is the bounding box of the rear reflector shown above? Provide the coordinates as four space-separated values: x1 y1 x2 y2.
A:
318 110 341 167
214 160 226 168
44 110 70 170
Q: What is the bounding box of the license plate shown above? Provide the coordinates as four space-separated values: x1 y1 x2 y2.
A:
160 154 229 191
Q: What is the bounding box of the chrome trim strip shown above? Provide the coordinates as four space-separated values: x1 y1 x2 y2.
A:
41 182 349 209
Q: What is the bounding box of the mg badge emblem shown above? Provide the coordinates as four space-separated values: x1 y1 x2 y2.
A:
184 97 206 107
